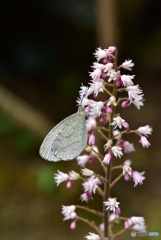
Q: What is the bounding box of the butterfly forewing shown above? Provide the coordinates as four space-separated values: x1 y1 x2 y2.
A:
39 107 87 161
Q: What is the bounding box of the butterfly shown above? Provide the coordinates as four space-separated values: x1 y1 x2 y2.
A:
39 106 87 161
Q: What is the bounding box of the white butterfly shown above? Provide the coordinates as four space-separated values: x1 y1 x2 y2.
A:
39 106 87 161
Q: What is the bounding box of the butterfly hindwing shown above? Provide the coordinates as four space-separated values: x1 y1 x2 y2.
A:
39 112 78 161
39 107 87 162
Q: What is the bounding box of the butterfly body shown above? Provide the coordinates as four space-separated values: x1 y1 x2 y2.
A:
39 106 87 161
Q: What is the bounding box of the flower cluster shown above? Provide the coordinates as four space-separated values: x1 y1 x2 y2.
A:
54 46 152 240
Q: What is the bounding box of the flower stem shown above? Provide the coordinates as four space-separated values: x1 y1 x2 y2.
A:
110 173 123 188
103 48 118 239
75 205 104 217
104 87 113 96
77 216 103 236
97 129 109 142
111 227 127 239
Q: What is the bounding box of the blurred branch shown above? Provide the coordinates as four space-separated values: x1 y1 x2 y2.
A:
95 0 119 47
0 84 54 139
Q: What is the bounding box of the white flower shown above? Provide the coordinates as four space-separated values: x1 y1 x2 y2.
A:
83 176 101 194
112 146 123 158
107 69 118 82
104 198 120 213
81 97 93 107
132 171 145 187
62 205 77 221
104 63 113 72
132 95 144 109
137 125 153 137
89 80 104 96
133 222 146 232
132 217 146 232
54 170 69 186
107 96 117 107
78 84 89 99
121 59 134 71
121 74 135 87
126 85 143 103
94 46 115 61
125 217 146 232
85 232 100 240
113 130 122 140
80 192 90 202
139 136 151 148
69 170 80 180
99 223 104 232
77 96 92 107
104 139 113 151
110 116 125 129
82 168 94 177
94 47 107 61
76 155 90 167
109 213 119 223
88 101 104 117
131 217 145 225
90 145 99 157
123 164 132 176
86 117 97 132
122 141 135 153
90 63 105 81
124 159 132 166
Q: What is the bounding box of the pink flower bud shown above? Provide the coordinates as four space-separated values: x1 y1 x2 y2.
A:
66 181 73 188
93 92 98 99
101 72 107 78
106 106 112 114
116 77 123 87
100 116 108 124
108 46 116 53
125 221 130 229
103 56 112 64
70 221 77 230
103 152 112 165
123 121 129 129
115 207 121 215
88 134 95 145
121 101 130 108
89 157 95 164
124 173 131 181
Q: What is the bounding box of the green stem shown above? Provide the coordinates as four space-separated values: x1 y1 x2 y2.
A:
116 97 129 106
104 87 113 96
96 186 104 197
97 129 109 142
91 147 106 172
97 126 110 133
111 227 127 239
110 173 123 188
111 165 122 170
77 216 103 236
104 48 118 239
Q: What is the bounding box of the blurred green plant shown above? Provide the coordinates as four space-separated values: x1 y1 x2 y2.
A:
0 113 38 151
36 166 58 196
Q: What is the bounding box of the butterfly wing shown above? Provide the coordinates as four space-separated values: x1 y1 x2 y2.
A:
39 107 87 161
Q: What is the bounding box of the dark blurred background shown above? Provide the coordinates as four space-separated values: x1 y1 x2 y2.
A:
0 1 160 239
